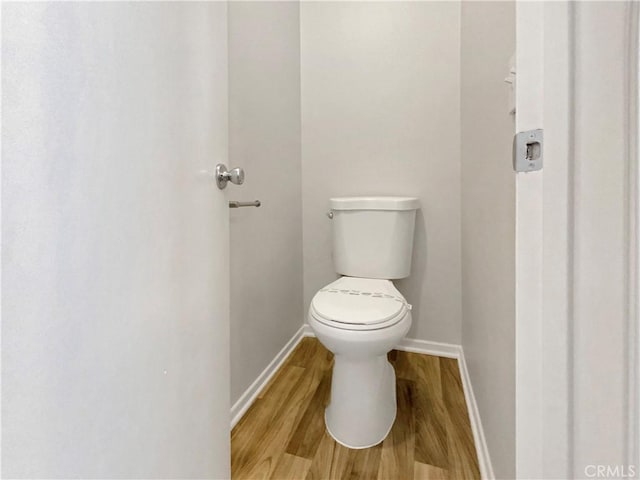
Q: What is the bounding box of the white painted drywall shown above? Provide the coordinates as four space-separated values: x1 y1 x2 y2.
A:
300 1 462 343
2 3 231 477
460 2 516 478
228 2 304 406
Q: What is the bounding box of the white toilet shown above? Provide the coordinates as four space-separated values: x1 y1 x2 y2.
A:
307 196 419 449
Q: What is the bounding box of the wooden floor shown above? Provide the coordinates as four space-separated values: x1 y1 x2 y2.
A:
231 338 481 480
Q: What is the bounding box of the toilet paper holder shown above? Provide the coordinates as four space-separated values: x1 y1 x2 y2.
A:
228 200 261 208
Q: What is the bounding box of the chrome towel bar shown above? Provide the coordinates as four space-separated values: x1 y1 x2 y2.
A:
229 200 261 208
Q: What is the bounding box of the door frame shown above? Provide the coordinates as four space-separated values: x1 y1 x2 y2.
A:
627 1 640 473
515 2 640 478
515 3 573 478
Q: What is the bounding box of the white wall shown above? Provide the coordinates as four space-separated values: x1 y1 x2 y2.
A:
2 3 231 477
300 1 462 343
228 2 303 406
460 2 515 479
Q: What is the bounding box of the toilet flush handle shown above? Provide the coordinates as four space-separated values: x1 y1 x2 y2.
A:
327 210 334 219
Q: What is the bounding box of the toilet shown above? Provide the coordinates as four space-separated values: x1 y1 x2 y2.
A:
307 196 419 449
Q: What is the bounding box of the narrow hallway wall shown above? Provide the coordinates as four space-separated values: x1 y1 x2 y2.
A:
460 2 516 478
228 2 303 406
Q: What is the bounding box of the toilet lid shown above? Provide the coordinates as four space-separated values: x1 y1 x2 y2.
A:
311 277 409 327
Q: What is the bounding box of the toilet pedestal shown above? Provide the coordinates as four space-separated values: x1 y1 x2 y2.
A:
324 354 397 449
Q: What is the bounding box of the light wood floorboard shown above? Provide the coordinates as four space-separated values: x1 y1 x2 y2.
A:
231 337 481 480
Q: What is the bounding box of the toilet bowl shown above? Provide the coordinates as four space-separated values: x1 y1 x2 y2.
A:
308 276 412 448
308 196 419 449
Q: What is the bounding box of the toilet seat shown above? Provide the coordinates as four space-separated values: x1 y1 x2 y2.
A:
310 277 411 331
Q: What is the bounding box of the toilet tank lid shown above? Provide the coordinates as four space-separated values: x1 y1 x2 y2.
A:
330 196 420 211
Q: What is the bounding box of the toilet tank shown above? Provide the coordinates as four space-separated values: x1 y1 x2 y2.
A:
330 196 419 279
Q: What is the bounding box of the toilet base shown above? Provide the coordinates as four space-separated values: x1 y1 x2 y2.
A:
325 409 395 450
324 354 397 449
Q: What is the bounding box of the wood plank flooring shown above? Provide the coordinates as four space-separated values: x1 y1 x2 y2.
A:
231 338 481 480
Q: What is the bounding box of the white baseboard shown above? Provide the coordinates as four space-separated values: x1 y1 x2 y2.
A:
231 324 494 479
396 336 460 359
457 348 495 480
300 323 314 337
230 324 309 429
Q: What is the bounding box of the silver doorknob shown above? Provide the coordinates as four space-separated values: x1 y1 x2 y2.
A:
215 164 245 190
